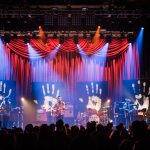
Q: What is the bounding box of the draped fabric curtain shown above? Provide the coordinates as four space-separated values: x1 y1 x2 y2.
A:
0 38 140 102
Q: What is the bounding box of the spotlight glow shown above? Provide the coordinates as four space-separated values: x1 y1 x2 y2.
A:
107 99 110 103
109 119 113 123
33 100 38 104
136 26 144 57
21 97 25 101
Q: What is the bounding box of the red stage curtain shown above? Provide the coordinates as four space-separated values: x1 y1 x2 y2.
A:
0 38 140 101
8 38 128 58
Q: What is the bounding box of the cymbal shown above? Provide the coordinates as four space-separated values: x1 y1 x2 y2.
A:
129 104 138 106
102 110 107 112
125 98 131 102
102 106 110 108
116 102 125 104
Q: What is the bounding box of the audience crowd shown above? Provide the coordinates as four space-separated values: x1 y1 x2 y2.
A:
0 119 150 150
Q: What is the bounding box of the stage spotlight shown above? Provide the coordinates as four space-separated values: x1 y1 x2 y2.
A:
109 119 113 123
32 32 37 39
13 33 17 40
90 33 94 39
53 33 58 39
21 97 25 101
141 27 144 30
127 33 134 43
79 98 84 102
3 33 11 44
59 35 64 44
105 34 112 43
51 7 58 11
33 100 38 104
24 34 30 44
83 32 87 39
120 32 125 39
107 99 110 103
100 33 104 39
82 7 88 11
73 35 78 44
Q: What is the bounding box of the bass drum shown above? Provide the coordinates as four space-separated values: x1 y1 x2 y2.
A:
88 114 100 123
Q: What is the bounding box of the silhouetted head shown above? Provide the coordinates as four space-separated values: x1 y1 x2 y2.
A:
56 119 64 131
57 96 62 102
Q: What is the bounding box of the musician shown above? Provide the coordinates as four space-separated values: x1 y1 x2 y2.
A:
86 96 101 123
52 96 65 122
42 96 57 124
0 97 12 128
122 99 135 129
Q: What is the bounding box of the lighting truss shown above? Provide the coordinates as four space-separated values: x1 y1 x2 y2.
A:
0 30 134 39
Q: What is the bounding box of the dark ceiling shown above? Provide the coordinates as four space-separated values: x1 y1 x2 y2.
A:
0 0 149 32
0 0 149 8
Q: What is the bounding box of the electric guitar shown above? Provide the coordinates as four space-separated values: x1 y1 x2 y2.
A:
51 102 65 117
0 106 11 115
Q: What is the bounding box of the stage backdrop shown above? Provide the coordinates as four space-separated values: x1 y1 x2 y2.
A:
32 82 66 110
0 80 16 108
75 81 108 114
122 79 150 110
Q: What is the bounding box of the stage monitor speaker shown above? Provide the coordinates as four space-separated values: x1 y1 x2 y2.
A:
36 109 47 122
64 104 74 118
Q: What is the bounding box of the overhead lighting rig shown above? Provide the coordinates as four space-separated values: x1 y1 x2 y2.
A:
0 30 135 39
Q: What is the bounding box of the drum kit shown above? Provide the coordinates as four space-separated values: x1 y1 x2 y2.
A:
113 99 140 126
78 106 110 126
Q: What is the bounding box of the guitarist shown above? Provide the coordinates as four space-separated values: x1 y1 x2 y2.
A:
123 100 132 129
0 97 12 128
52 96 65 122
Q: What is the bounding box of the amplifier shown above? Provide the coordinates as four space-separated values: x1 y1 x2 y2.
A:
64 105 74 118
36 109 47 122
